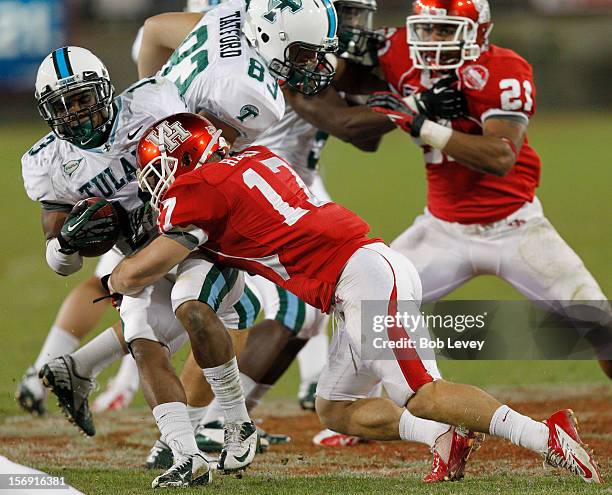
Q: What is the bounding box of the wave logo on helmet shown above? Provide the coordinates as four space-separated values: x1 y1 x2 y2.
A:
263 0 303 23
145 121 192 153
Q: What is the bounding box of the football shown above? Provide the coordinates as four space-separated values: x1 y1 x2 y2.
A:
73 197 120 257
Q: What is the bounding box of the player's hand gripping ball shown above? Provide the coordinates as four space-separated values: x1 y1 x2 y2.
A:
57 197 120 257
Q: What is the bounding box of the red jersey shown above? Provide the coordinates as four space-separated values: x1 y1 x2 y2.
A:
378 27 542 224
158 146 377 312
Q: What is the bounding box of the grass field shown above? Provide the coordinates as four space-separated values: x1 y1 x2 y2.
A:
0 114 610 493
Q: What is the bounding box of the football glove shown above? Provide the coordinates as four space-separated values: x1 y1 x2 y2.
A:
95 274 123 309
366 92 427 137
57 200 118 255
413 75 467 120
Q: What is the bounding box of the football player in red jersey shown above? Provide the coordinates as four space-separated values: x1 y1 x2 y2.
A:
106 113 602 483
364 0 611 377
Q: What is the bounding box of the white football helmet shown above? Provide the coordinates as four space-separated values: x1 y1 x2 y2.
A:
334 0 383 67
185 0 224 12
243 0 339 95
35 46 115 148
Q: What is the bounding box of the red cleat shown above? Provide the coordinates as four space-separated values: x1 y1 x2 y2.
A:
543 409 602 483
312 429 368 447
423 426 484 483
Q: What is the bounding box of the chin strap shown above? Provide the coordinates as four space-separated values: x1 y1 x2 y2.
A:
195 129 224 169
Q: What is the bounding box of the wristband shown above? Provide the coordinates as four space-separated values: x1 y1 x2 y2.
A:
46 238 83 276
419 119 453 150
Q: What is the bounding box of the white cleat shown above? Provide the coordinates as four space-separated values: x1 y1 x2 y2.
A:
218 420 258 473
16 366 48 416
151 452 212 488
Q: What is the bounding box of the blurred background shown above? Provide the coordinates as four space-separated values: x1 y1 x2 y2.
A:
2 0 612 116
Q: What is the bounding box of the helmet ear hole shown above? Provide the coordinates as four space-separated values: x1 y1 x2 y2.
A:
181 152 192 168
261 33 270 43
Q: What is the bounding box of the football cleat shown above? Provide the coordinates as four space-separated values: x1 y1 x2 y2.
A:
298 382 317 411
39 355 95 436
423 426 484 483
218 420 258 473
151 452 212 488
258 426 291 446
543 409 602 483
15 366 47 416
312 429 368 447
195 420 225 452
196 420 270 453
91 378 137 412
146 439 174 470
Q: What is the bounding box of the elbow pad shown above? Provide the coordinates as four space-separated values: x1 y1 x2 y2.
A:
46 238 83 276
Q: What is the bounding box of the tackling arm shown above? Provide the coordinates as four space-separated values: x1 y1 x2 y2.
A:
285 86 395 145
138 12 202 78
109 235 191 295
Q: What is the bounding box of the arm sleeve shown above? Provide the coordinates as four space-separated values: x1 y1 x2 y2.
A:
206 72 284 145
376 27 406 94
158 179 228 249
21 149 59 203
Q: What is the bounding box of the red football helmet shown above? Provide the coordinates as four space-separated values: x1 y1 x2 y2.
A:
407 0 492 70
136 113 229 210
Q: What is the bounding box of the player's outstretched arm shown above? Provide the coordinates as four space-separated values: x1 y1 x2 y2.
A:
285 86 395 145
138 12 202 78
109 235 191 296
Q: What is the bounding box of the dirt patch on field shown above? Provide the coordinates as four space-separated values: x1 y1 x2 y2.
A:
0 385 610 481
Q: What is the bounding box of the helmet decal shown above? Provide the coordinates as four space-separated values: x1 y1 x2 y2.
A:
474 0 491 23
321 0 337 38
51 47 74 80
145 121 192 153
263 0 303 23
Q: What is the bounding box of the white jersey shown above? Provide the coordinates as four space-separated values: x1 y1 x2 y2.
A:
22 77 188 256
254 106 329 187
160 0 285 151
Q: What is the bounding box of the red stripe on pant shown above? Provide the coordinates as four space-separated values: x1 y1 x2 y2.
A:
381 254 433 392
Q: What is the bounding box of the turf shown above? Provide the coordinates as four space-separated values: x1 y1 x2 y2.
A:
0 113 610 492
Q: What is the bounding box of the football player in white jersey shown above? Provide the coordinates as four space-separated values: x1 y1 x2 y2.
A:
22 47 263 487
137 0 338 150
132 0 332 418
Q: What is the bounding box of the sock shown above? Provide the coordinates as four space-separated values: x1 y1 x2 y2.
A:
297 333 328 397
153 402 199 459
489 405 548 454
71 327 125 378
201 399 223 426
202 357 250 423
187 405 209 430
112 354 140 391
240 373 271 412
34 325 79 369
399 409 451 446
